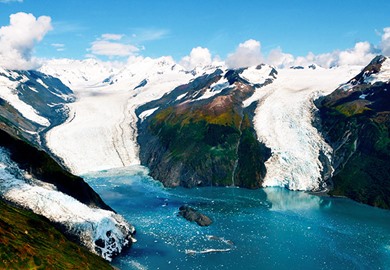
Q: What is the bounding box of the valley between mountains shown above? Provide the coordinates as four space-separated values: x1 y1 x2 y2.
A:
0 55 389 268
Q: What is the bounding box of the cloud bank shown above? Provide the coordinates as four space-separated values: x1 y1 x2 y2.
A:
180 47 212 70
226 28 390 69
226 39 263 69
89 34 140 57
0 11 388 71
0 12 52 70
0 0 23 3
381 27 390 56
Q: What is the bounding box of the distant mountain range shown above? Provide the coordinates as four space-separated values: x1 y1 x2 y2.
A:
0 55 389 267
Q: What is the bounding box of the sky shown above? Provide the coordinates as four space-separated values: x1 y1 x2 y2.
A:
0 0 389 69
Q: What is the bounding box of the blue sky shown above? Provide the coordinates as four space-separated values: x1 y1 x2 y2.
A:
0 0 389 65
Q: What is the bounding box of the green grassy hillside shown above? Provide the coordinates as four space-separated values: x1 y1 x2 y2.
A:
0 199 113 269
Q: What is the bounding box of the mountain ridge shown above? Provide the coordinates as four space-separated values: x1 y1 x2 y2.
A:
316 55 390 208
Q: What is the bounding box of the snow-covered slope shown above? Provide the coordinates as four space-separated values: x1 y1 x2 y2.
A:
363 56 390 84
40 58 119 89
0 147 135 261
45 57 200 174
247 66 363 190
40 56 367 191
0 67 75 145
0 69 49 126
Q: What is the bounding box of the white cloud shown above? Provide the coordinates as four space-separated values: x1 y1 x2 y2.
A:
131 28 169 42
51 43 64 47
292 42 375 68
264 41 376 69
381 27 390 56
101 33 123 41
0 12 52 70
266 48 295 67
226 39 263 69
0 0 23 3
51 43 65 51
89 34 140 57
337 41 376 66
180 47 212 70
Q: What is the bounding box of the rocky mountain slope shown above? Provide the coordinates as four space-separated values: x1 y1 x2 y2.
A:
137 65 275 188
136 64 362 190
0 67 74 147
316 55 390 208
0 67 136 263
3 55 387 218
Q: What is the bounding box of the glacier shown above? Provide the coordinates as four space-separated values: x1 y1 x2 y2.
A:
246 66 363 190
44 57 197 175
0 147 136 261
41 57 366 191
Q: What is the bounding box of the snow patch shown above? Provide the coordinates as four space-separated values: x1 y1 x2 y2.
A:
195 76 229 101
176 93 187 101
0 73 50 126
139 107 159 122
36 78 49 89
241 65 274 85
364 57 390 84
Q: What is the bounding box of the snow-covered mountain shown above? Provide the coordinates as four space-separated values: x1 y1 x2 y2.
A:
39 57 365 191
43 56 217 174
0 64 137 261
40 58 119 89
0 67 74 146
136 63 363 190
316 55 390 208
1 55 389 248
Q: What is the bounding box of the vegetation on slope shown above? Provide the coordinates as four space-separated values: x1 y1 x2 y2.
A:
139 69 271 188
317 56 390 208
0 199 113 270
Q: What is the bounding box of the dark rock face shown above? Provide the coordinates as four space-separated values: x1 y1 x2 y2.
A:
316 55 390 209
134 79 148 90
178 205 212 226
137 68 271 188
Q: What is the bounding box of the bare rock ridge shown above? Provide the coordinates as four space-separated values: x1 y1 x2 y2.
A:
136 57 389 208
315 55 390 208
137 66 273 188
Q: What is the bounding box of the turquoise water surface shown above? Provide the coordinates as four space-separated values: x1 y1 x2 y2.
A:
84 166 390 270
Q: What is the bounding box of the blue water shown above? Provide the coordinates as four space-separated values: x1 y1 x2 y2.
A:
84 166 390 270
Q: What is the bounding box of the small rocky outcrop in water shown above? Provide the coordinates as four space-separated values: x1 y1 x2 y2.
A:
178 205 212 226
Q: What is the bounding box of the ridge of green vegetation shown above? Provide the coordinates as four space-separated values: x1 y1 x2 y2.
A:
0 199 113 270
